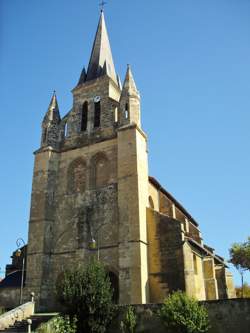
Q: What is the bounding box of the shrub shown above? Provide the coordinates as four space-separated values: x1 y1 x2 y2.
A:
120 305 137 333
158 291 209 333
0 307 5 315
52 315 77 333
56 259 114 333
36 315 77 333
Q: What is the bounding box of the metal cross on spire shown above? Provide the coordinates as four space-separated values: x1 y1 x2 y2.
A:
99 1 107 12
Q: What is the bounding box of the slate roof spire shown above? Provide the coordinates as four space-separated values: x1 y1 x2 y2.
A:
121 64 139 97
43 91 61 123
86 11 118 84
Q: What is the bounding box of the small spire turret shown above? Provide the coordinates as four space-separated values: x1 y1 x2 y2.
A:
77 67 87 85
41 92 61 149
119 65 141 127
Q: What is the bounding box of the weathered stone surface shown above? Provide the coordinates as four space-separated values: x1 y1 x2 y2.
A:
0 10 235 312
107 299 250 333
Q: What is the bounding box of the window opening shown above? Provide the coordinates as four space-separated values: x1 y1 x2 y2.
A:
125 103 129 119
81 102 88 131
114 107 118 123
94 101 101 128
149 196 155 210
64 123 68 137
193 254 198 275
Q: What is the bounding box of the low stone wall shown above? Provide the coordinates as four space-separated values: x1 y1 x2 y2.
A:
0 301 35 330
108 299 250 333
203 298 250 333
32 298 250 333
0 287 20 310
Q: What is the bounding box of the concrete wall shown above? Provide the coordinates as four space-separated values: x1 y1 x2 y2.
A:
108 299 250 333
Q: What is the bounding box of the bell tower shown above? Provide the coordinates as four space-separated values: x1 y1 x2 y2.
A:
25 10 149 310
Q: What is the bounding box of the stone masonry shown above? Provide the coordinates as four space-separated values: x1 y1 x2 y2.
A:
0 10 236 311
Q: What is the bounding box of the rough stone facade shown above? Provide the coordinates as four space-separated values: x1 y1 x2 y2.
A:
1 11 235 311
107 299 250 333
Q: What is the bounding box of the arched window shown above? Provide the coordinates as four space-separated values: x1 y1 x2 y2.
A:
114 107 118 123
125 103 129 119
64 123 68 137
149 196 155 210
91 153 109 188
81 102 88 131
67 158 86 194
94 101 101 128
193 254 198 275
108 271 119 303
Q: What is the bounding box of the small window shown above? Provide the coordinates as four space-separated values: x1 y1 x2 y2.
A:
64 123 68 137
193 254 198 275
125 103 129 119
94 101 101 128
81 102 88 131
114 107 118 123
149 196 154 209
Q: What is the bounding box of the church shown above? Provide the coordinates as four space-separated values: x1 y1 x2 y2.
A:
0 11 235 311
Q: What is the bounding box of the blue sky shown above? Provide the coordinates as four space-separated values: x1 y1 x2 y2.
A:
1 0 249 286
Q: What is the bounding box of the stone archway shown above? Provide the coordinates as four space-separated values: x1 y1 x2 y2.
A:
108 271 119 303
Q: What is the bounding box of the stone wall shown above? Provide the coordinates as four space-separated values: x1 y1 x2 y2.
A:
0 288 20 310
147 209 185 302
108 299 250 333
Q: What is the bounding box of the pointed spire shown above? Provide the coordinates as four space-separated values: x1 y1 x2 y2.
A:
121 65 139 97
86 11 118 84
77 67 87 85
44 91 61 123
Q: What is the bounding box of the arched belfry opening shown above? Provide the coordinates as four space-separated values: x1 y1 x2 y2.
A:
94 101 101 128
81 101 88 131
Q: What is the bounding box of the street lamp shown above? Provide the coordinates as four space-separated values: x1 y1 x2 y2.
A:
15 238 26 305
89 237 100 260
88 224 106 260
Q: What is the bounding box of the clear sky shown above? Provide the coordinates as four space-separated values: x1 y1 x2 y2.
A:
0 0 249 286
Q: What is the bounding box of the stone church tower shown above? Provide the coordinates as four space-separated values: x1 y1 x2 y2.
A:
25 11 149 310
20 11 235 312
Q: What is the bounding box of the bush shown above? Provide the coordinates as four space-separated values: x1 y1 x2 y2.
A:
56 259 114 333
120 305 137 333
36 315 77 333
158 291 209 333
52 315 77 333
0 307 5 315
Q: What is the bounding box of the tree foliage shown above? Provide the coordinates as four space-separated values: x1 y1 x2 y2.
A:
158 291 209 333
120 305 137 333
235 283 250 298
229 237 250 272
56 259 114 333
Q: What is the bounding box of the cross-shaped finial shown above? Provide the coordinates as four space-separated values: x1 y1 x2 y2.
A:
99 1 107 12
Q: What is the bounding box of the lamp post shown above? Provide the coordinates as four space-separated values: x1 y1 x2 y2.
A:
85 207 105 260
89 224 106 260
15 238 26 305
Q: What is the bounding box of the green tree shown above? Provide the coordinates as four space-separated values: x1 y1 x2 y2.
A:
120 305 137 333
229 237 250 297
235 283 250 298
56 259 114 333
158 291 209 333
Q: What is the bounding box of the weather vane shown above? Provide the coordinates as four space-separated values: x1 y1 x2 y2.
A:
99 1 107 12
